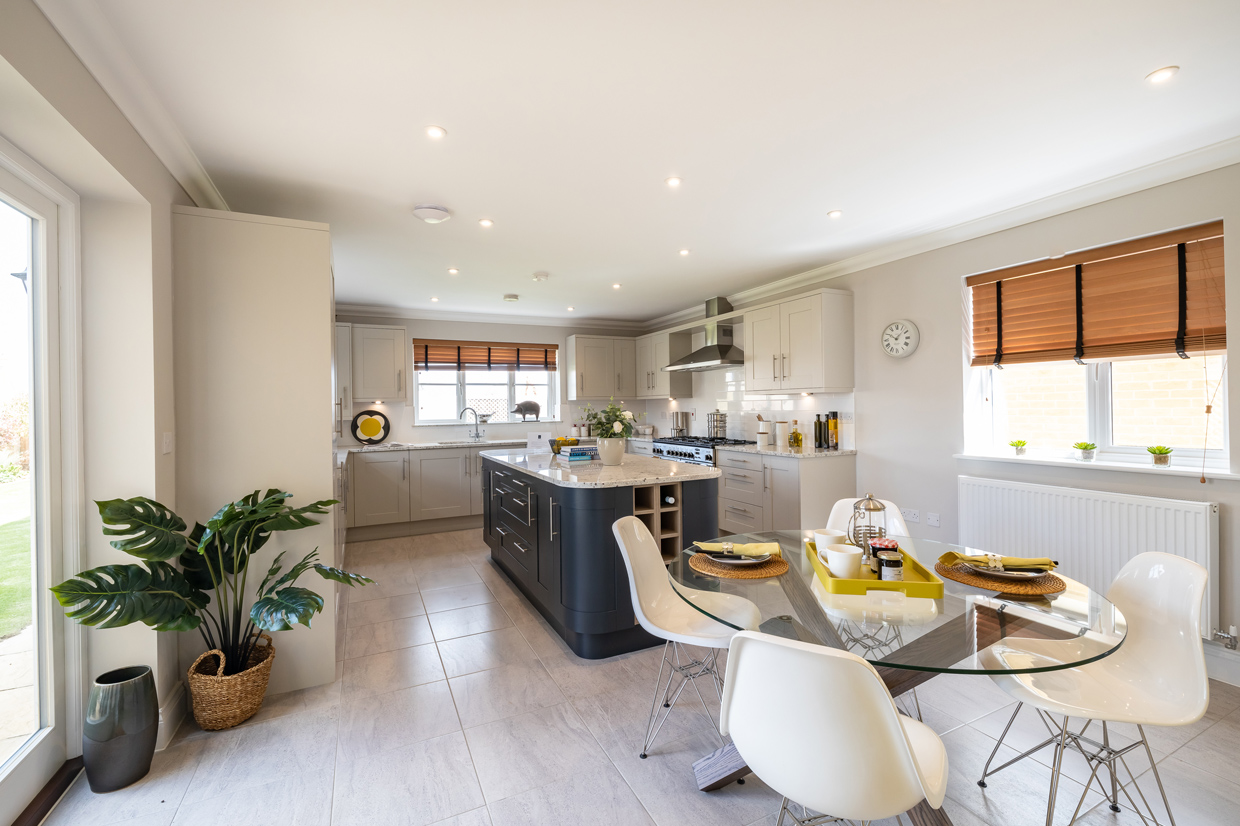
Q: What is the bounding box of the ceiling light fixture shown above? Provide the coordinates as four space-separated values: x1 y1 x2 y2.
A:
532 271 549 282
679 249 690 256
425 125 447 139
413 204 452 223
503 294 519 302
431 297 439 302
567 306 575 311
828 210 843 219
479 218 494 228
666 176 682 188
613 283 622 289
1146 66 1179 83
448 268 459 275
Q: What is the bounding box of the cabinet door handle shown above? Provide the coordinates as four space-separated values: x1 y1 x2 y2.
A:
549 496 558 540
335 399 342 435
402 456 407 480
772 355 777 380
397 369 402 392
726 506 751 515
617 372 621 389
725 473 750 481
764 466 770 491
782 354 787 380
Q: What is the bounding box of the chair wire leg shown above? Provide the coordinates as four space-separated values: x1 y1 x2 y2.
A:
978 702 1023 787
1044 715 1071 826
1139 724 1177 826
640 641 671 758
1104 722 1121 812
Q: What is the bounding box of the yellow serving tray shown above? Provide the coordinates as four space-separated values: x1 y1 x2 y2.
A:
806 540 945 599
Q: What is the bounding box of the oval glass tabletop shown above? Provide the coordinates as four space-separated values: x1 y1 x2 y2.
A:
668 531 1127 676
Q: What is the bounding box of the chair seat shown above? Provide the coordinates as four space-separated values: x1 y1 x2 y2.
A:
900 716 948 809
645 588 762 648
986 637 1208 727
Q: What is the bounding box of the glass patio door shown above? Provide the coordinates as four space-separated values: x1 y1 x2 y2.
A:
0 165 71 822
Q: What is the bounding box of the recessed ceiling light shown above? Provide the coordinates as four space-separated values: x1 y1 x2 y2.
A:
1146 66 1179 83
532 271 549 282
430 297 439 302
679 249 690 256
503 293 519 302
567 306 575 311
426 125 446 139
413 204 452 223
479 218 494 228
828 210 843 219
666 176 682 188
613 283 622 289
447 268 459 275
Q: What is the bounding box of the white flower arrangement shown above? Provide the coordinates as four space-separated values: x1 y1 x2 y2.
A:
586 398 637 439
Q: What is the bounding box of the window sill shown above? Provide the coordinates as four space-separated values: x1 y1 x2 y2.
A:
954 453 1240 481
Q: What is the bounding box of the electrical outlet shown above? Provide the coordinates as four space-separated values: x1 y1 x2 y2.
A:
901 507 919 524
926 512 940 528
161 432 174 455
840 412 854 423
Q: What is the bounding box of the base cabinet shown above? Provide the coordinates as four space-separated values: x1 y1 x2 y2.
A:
348 446 488 528
412 448 472 520
716 449 857 532
349 450 410 526
483 458 719 659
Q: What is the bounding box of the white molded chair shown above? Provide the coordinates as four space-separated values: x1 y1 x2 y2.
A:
612 516 761 759
826 497 912 545
978 552 1209 826
721 631 948 825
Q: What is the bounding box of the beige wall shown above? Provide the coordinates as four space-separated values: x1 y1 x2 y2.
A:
826 162 1240 633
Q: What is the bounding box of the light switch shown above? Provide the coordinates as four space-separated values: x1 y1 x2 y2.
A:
927 512 940 528
161 432 174 455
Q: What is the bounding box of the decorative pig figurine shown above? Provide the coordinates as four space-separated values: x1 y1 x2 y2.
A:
512 401 541 421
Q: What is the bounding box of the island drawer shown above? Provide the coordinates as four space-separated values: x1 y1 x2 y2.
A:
719 498 764 534
717 451 761 471
718 465 763 506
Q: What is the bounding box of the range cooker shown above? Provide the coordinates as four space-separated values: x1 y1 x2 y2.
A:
652 436 756 466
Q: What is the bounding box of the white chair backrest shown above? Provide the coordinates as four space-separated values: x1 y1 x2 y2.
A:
720 632 943 821
826 498 912 543
1105 551 1210 722
612 516 684 636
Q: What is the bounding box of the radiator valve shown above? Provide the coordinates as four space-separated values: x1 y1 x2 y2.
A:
1214 626 1238 651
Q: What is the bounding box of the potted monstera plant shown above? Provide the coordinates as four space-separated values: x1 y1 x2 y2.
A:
52 491 372 739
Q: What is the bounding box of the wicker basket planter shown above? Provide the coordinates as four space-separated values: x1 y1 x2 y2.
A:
187 634 275 730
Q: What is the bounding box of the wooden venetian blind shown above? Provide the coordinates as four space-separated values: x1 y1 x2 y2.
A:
968 221 1225 367
411 339 558 372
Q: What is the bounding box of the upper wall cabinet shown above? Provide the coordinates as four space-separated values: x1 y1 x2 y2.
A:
636 331 693 399
566 335 638 400
745 290 853 393
353 324 406 403
334 322 352 435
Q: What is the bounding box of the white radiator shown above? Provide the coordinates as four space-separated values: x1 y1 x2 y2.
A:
958 476 1220 638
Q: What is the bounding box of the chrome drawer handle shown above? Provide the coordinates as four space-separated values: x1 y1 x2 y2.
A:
726 506 751 515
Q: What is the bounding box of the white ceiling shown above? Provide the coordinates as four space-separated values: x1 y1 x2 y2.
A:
49 1 1240 322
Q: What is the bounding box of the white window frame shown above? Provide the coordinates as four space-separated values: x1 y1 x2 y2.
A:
412 369 560 425
973 357 1229 466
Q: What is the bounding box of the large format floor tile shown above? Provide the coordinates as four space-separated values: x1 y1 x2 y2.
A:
436 626 540 678
342 642 446 696
429 602 513 641
449 660 566 728
337 679 462 760
344 613 434 658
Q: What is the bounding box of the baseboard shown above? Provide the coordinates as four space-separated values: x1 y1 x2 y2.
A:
1205 640 1240 687
346 515 482 542
156 680 186 751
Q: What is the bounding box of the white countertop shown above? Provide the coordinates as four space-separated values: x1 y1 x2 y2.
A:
716 445 857 460
480 449 721 489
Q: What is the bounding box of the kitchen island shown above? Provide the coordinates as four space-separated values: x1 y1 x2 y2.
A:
481 449 720 658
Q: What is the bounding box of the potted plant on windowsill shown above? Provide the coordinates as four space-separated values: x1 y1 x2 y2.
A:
1009 439 1028 456
586 398 635 465
1147 445 1173 467
1073 442 1098 462
51 490 372 788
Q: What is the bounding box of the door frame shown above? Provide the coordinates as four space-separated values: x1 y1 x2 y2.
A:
0 133 86 824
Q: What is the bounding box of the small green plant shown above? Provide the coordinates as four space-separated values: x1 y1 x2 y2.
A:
1008 440 1027 448
1073 442 1097 451
1147 446 1173 455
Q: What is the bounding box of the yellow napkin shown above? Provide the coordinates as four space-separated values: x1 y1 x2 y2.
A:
694 541 782 558
937 551 1056 572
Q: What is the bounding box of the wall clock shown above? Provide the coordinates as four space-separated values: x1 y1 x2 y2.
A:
881 320 920 358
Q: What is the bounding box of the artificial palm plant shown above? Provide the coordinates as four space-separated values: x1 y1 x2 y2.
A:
52 490 371 675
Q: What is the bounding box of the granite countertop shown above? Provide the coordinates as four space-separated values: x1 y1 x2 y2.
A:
716 444 857 460
346 435 655 454
480 449 721 489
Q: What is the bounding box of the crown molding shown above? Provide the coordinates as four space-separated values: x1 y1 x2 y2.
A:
335 302 649 332
644 135 1240 329
35 0 228 210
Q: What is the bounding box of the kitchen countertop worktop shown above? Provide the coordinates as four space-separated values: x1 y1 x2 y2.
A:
481 449 720 488
345 435 656 454
716 445 857 459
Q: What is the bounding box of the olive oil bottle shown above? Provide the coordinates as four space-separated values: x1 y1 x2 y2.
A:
789 420 803 450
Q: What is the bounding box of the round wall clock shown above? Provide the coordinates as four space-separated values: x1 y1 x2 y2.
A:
881 320 920 358
351 409 391 444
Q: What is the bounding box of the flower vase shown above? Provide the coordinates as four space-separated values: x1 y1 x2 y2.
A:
596 437 626 466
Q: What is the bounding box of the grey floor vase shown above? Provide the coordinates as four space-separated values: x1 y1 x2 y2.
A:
83 665 158 793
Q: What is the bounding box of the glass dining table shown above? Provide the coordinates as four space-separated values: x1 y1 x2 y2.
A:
673 531 1128 816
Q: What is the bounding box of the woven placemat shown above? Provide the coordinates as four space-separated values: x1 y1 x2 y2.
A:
689 552 789 580
934 562 1066 596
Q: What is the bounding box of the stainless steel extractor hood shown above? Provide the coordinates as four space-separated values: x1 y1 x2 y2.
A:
663 297 745 372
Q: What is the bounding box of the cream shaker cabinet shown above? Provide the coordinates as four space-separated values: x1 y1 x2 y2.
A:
716 448 857 532
334 322 352 435
636 331 693 399
411 448 473 520
744 289 853 393
349 449 411 526
352 324 406 403
566 335 639 400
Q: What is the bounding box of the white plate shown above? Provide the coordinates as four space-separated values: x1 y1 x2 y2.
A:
962 562 1048 580
708 554 772 566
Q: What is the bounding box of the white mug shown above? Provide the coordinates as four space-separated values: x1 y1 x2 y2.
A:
823 544 863 580
814 529 847 549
